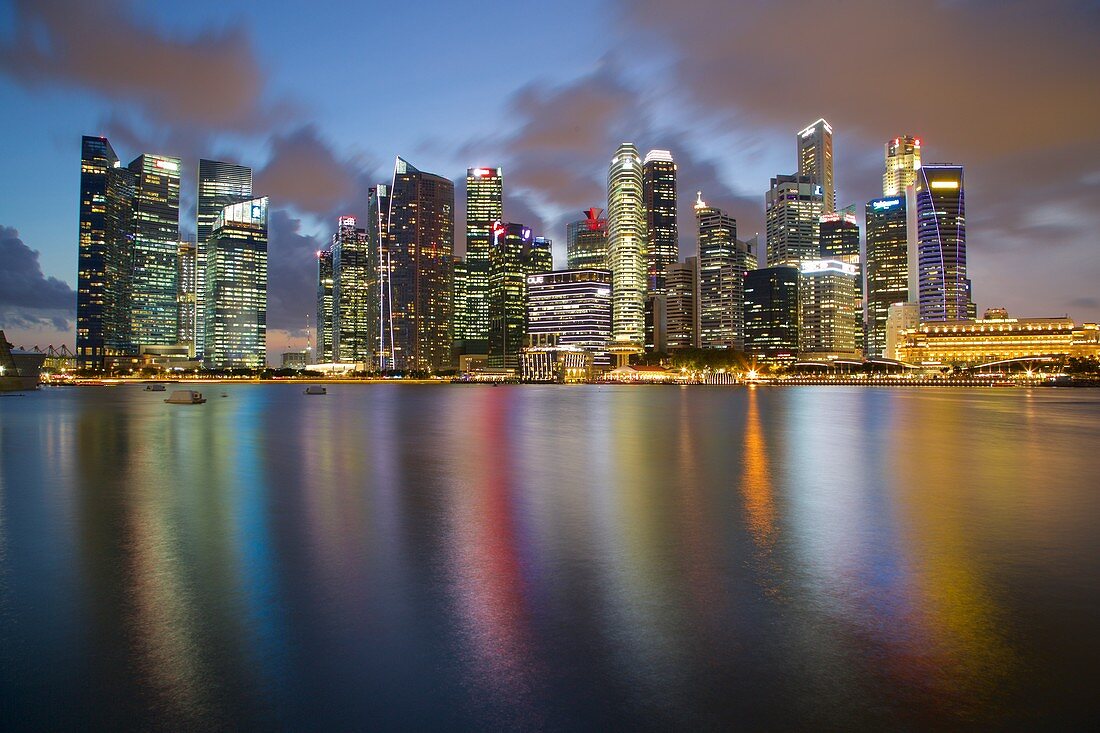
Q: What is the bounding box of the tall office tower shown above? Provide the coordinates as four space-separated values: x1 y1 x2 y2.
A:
531 236 554 273
367 184 391 369
526 269 613 365
765 173 823 266
798 260 859 357
915 165 971 322
488 222 545 369
865 196 908 357
645 294 667 352
883 135 921 196
176 240 197 353
695 193 755 350
797 118 835 213
643 149 678 293
197 159 252 358
127 153 181 348
76 135 136 369
203 198 268 369
331 216 372 362
386 158 455 372
744 266 800 361
566 208 608 270
665 257 698 349
453 257 468 350
465 167 503 350
819 206 863 351
606 143 646 346
316 248 334 363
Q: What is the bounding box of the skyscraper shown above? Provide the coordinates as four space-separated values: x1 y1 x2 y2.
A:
316 248 334 363
695 193 755 350
819 207 862 351
332 216 372 362
197 159 252 358
488 222 545 369
465 167 502 351
525 269 613 365
606 143 646 346
883 135 921 196
797 118 834 213
387 157 455 372
765 173 823 267
453 256 468 351
798 259 859 358
665 258 698 350
203 198 268 369
367 184 391 369
865 196 909 357
566 208 608 270
744 266 800 361
76 135 135 369
643 149 678 293
915 165 971 322
177 240 197 354
127 153 181 348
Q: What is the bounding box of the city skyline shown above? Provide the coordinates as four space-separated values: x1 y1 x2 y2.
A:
1 0 1099 358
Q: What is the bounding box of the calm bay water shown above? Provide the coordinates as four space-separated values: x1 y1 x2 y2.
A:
1 384 1098 729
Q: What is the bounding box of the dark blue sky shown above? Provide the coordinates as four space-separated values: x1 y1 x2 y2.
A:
2 0 1098 353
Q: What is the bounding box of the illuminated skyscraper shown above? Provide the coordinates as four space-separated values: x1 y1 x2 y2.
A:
744 266 800 361
695 193 755 350
367 184 391 369
197 159 252 357
332 216 372 362
316 248 334 363
606 143 646 346
566 208 608 270
799 259 859 358
453 257 468 350
127 153 181 347
915 165 971 322
643 149 678 293
819 207 862 351
883 135 921 197
386 158 454 372
797 118 834 213
465 167 502 350
76 135 136 369
203 198 268 369
865 196 909 357
526 269 613 365
765 173 823 267
665 258 698 349
176 240 197 354
488 222 547 369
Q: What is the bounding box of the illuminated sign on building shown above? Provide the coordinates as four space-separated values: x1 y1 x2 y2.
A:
872 198 902 210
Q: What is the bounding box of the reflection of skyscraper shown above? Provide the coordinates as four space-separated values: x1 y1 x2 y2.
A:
643 149 678 293
332 216 371 362
566 208 608 270
204 198 268 368
128 153 181 348
316 248 334 363
866 196 909 357
465 167 502 350
77 135 136 369
883 135 921 196
797 118 834 213
197 159 252 358
607 143 646 346
695 193 755 350
387 157 455 372
744 266 800 361
915 165 971 322
765 173 822 267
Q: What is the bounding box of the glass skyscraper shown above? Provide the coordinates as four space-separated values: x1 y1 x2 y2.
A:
865 195 909 357
332 216 372 362
176 240 197 353
915 165 971 322
566 208 608 270
665 258 698 350
197 159 252 358
316 248 334 363
526 269 612 365
643 150 678 294
765 173 823 267
797 118 835 213
606 143 646 346
127 153 181 348
203 197 268 369
744 266 800 361
798 260 859 357
819 207 863 351
76 135 136 369
883 135 921 196
488 222 546 369
695 194 755 350
464 167 502 351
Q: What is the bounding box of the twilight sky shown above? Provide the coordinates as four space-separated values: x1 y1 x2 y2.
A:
1 0 1098 357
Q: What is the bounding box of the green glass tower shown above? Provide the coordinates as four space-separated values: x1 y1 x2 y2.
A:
127 153 181 348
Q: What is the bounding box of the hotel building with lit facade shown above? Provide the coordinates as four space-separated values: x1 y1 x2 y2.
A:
525 269 612 366
896 314 1100 366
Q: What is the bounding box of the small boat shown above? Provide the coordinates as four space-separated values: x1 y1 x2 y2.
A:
165 390 206 404
304 385 327 395
144 383 166 392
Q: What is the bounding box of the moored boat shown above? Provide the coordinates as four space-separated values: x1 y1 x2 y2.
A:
144 383 166 392
304 385 327 395
165 390 206 404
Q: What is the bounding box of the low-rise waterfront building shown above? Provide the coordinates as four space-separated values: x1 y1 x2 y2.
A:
897 314 1100 366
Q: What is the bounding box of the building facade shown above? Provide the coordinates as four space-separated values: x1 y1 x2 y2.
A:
525 269 613 366
606 143 646 346
128 153 181 349
744 266 800 361
204 198 268 369
915 164 971 322
883 135 921 196
316 248 334 363
643 149 678 293
866 196 909 357
488 222 546 369
332 216 372 362
897 315 1100 366
885 302 920 360
797 118 835 213
464 167 502 350
665 258 698 349
819 207 862 351
566 208 608 270
695 194 755 350
177 240 197 354
798 259 859 358
765 173 823 267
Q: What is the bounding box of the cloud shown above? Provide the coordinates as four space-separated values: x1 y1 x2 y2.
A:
0 0 288 131
265 210 325 343
0 225 76 338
